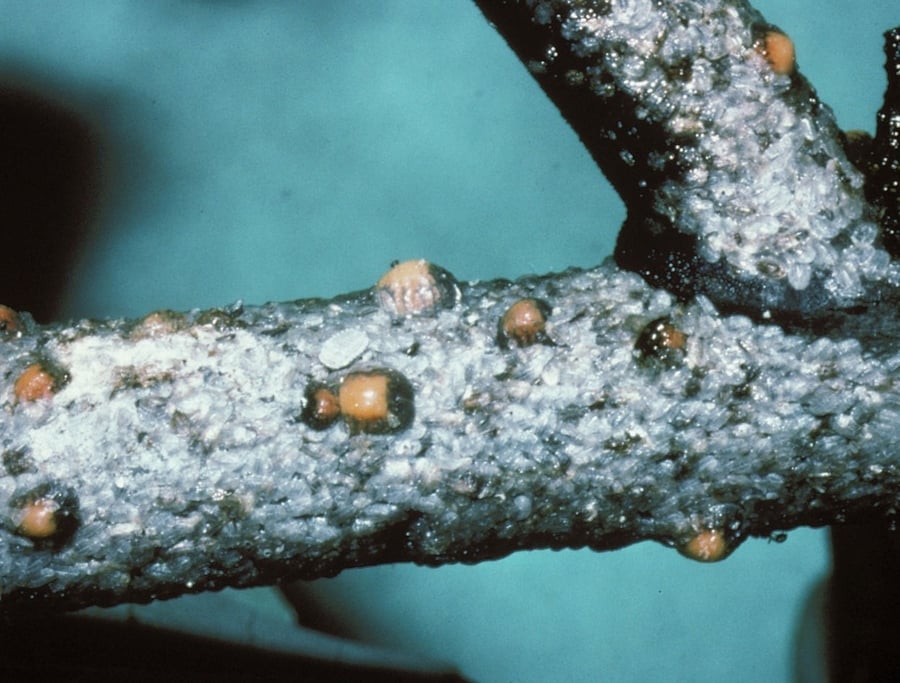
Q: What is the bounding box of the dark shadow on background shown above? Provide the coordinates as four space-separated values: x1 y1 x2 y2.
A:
828 525 900 683
0 613 470 683
0 77 106 322
280 580 366 640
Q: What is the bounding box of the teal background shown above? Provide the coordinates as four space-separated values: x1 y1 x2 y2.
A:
2 2 896 680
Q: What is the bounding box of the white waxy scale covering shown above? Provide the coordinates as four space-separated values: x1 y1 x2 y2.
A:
1 260 898 609
522 0 898 310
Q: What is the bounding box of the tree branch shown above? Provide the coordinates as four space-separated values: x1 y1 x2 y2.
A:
472 0 899 321
1 0 898 611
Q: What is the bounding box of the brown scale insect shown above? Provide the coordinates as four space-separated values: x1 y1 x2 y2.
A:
129 309 187 340
375 259 460 317
497 298 554 349
300 383 342 431
634 317 687 368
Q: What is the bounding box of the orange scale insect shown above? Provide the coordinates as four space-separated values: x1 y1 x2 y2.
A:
0 304 21 335
11 484 80 549
16 498 62 539
678 529 730 563
756 30 795 76
338 368 415 435
14 363 60 402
